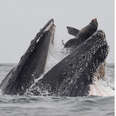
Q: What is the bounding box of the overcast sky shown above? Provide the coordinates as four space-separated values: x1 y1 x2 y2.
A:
0 0 114 64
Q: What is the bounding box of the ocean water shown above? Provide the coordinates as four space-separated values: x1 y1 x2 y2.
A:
0 64 114 116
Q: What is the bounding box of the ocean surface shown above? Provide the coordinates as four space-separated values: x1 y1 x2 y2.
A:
0 64 114 116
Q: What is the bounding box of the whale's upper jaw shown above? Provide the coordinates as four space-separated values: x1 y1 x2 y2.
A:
79 30 108 95
57 30 108 97
75 30 108 77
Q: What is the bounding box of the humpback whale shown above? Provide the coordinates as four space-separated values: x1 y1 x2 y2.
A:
0 19 109 97
0 19 55 95
29 30 108 96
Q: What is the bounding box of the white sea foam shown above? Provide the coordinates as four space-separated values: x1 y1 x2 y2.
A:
89 79 114 96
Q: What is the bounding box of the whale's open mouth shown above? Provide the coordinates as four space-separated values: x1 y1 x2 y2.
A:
0 19 109 97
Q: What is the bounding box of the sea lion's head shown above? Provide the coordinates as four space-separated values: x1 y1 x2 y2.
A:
90 18 98 28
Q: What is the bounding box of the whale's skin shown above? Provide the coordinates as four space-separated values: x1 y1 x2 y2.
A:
0 19 55 95
29 30 109 96
64 18 98 48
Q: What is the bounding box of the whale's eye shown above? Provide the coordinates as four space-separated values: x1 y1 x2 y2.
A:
62 72 67 76
82 55 86 60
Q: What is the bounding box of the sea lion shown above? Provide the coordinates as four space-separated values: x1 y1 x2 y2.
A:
64 18 98 48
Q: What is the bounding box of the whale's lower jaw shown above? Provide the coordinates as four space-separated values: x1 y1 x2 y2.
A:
0 19 55 95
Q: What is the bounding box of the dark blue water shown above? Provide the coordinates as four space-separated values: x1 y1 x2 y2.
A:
0 64 114 116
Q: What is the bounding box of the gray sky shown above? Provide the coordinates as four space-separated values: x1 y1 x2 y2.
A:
0 0 114 64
